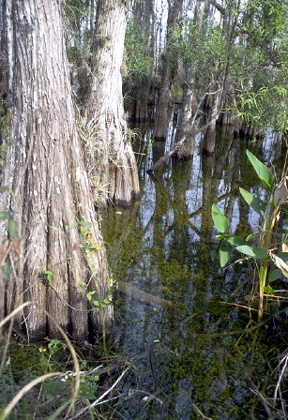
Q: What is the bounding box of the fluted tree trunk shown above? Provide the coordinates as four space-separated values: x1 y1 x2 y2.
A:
83 0 140 206
0 0 113 341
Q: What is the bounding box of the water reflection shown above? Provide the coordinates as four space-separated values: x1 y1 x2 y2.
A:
102 129 286 419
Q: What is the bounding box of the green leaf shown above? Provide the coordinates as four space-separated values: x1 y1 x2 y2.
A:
79 221 91 233
246 231 260 241
102 298 111 305
264 285 275 294
253 248 268 259
239 187 266 216
277 252 288 261
86 291 95 301
235 244 255 257
43 269 53 284
212 204 229 233
8 219 18 238
1 260 11 280
219 243 233 267
0 211 12 220
246 150 273 190
268 269 282 282
0 187 9 193
225 235 246 246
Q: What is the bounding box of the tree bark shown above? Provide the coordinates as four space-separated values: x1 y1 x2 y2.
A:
202 84 222 155
0 0 113 341
83 0 140 206
153 0 184 140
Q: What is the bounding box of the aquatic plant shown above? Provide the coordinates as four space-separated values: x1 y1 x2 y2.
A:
212 149 288 320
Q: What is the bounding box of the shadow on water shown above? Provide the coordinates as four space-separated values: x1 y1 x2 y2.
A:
101 128 288 420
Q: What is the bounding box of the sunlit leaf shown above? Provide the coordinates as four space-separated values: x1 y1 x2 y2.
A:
235 244 255 257
264 285 275 294
225 236 246 246
211 204 229 233
239 187 266 216
219 243 233 267
246 150 273 190
268 269 282 282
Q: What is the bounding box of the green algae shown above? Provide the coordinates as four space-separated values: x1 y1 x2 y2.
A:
101 133 288 419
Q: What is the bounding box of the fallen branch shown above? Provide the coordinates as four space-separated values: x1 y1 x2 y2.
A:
117 280 172 307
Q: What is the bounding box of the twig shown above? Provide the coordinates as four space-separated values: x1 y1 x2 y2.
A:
250 388 274 419
67 366 130 419
274 352 288 412
191 402 214 420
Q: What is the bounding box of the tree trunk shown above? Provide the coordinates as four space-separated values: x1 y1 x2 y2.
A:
174 76 197 160
153 0 184 140
202 85 221 155
0 0 113 341
83 0 140 206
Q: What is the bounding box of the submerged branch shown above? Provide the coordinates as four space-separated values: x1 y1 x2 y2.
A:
117 280 172 308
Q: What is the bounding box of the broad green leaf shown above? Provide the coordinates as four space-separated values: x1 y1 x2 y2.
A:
211 204 229 233
219 243 233 267
225 236 246 246
253 248 268 259
276 252 288 261
8 219 18 238
268 269 282 282
239 187 266 216
235 244 255 257
246 150 273 191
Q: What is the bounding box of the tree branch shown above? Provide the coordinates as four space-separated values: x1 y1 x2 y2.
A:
210 0 226 16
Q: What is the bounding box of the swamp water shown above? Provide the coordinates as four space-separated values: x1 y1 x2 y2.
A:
102 128 288 420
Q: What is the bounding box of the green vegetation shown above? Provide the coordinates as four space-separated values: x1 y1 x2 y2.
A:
0 336 128 420
212 149 288 320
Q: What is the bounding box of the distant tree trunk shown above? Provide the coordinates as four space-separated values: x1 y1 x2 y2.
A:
83 0 140 206
202 85 222 155
153 0 184 140
174 0 210 159
174 72 197 160
0 0 113 341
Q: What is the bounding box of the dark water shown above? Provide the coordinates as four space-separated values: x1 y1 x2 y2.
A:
102 127 287 420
